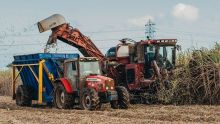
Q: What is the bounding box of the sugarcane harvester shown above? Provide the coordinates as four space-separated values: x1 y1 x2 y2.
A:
38 14 178 103
106 38 178 103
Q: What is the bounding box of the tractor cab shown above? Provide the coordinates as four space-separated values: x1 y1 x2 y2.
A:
63 57 115 92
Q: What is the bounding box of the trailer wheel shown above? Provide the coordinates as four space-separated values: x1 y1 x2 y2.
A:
54 84 73 109
16 85 32 106
81 88 100 110
115 86 130 109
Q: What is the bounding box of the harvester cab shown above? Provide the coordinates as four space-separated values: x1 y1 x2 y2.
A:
106 38 177 69
142 39 177 77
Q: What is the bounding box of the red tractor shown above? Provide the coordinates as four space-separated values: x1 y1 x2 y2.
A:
38 14 178 104
54 57 129 110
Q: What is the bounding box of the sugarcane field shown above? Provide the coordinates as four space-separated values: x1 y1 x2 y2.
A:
0 1 220 124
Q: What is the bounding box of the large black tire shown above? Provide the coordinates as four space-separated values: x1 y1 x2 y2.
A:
54 84 74 109
81 88 100 110
16 85 32 106
110 100 118 109
115 86 130 109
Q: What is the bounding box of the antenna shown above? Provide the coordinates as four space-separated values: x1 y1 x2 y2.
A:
145 19 156 40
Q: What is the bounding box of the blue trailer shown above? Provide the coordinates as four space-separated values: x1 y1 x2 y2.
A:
12 53 79 105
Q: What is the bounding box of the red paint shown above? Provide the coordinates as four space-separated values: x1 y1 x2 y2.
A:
125 63 153 91
50 23 105 66
86 75 113 92
59 78 73 93
116 57 130 64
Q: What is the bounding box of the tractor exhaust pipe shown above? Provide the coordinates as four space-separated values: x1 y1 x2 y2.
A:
37 14 66 33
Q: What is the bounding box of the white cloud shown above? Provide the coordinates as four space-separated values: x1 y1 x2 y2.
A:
172 3 199 22
128 16 154 27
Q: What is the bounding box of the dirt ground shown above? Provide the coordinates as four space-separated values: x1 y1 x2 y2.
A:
0 96 220 124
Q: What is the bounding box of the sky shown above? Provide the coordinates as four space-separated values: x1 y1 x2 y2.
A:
0 0 219 69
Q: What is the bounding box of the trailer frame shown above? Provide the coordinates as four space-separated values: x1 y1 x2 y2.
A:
12 60 45 104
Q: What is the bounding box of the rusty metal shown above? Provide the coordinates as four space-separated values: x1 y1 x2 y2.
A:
46 23 105 65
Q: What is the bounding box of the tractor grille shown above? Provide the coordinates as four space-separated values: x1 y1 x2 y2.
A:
105 79 114 90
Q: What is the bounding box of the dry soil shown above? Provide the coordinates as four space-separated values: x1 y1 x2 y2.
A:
0 96 220 124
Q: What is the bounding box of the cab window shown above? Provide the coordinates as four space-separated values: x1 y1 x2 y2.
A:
144 45 156 63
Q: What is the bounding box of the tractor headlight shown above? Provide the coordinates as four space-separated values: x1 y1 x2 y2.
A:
106 86 109 90
105 79 115 90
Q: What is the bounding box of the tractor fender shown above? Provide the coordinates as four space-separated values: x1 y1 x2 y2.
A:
54 78 73 93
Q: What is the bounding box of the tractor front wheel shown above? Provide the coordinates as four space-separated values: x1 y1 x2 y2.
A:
110 100 118 109
115 86 130 109
81 88 100 110
54 84 73 109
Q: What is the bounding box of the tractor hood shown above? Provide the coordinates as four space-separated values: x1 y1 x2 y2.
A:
86 75 115 92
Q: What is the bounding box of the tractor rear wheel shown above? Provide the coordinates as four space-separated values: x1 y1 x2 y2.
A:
115 86 130 109
81 88 100 110
16 85 32 106
54 84 74 109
